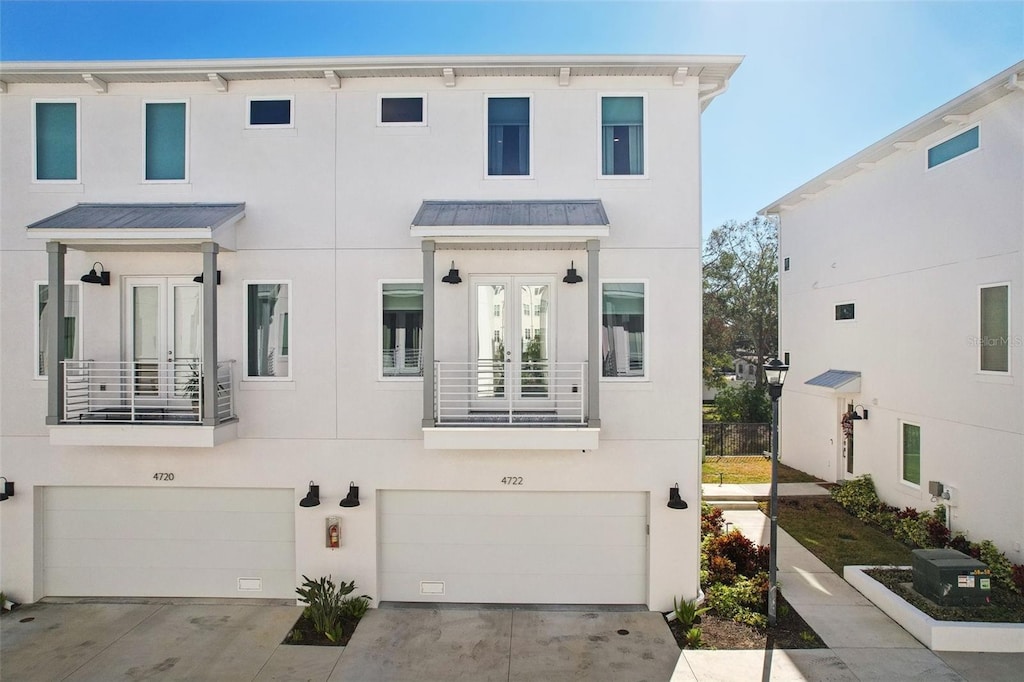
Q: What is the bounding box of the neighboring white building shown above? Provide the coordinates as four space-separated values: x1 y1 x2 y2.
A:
0 55 740 609
763 61 1024 559
733 356 758 383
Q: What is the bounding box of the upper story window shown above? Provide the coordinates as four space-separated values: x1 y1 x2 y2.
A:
602 282 646 378
601 96 645 176
36 282 81 378
783 257 790 272
835 303 855 321
245 282 290 380
927 126 979 169
247 97 293 128
487 96 530 176
382 282 423 378
145 101 188 181
901 422 921 486
979 284 1009 373
34 100 79 181
379 96 425 125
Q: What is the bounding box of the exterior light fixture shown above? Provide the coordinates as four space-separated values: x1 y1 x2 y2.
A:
667 484 687 510
193 271 222 284
441 261 462 285
339 482 360 508
562 261 583 284
764 356 789 627
0 477 14 502
81 262 111 286
849 405 869 421
299 481 320 508
764 358 789 400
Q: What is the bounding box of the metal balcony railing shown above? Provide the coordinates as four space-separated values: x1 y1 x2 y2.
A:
62 360 235 424
382 348 423 376
434 360 586 426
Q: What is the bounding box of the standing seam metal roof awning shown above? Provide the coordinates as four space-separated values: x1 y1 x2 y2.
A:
805 370 862 393
411 200 610 243
26 203 245 252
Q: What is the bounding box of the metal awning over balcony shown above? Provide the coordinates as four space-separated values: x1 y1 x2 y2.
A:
411 200 609 242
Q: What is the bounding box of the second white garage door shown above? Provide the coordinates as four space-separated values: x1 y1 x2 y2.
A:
378 490 648 604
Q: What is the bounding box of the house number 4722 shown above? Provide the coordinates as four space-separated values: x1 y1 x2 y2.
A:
153 473 175 481
501 476 523 486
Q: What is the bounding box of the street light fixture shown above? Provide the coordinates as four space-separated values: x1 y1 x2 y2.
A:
765 357 788 626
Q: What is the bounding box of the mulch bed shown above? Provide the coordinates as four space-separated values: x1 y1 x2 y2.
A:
283 613 360 646
666 594 826 650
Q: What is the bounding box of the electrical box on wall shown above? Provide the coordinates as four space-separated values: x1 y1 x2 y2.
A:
326 516 340 549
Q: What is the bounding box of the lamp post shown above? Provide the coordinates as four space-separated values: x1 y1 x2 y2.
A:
764 357 788 627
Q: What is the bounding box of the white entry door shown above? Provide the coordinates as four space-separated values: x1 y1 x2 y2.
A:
474 277 554 409
125 277 202 407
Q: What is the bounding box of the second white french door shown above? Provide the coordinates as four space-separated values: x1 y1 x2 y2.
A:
124 277 202 406
474 276 554 409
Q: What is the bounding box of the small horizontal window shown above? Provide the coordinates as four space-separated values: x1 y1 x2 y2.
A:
927 126 979 168
380 97 424 124
835 303 855 321
248 98 293 127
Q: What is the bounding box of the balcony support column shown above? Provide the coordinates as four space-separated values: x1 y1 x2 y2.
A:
201 242 219 425
587 238 601 428
422 240 436 427
45 241 67 425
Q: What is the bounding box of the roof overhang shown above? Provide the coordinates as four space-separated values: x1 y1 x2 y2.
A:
27 202 245 251
805 369 862 394
411 200 610 243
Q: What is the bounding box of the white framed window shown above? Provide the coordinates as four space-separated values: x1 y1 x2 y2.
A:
486 95 532 178
246 96 294 128
979 283 1010 373
244 281 291 380
33 99 81 182
599 94 647 177
380 281 423 379
378 94 426 126
900 421 921 486
927 125 979 169
143 99 189 182
601 281 648 379
35 282 82 378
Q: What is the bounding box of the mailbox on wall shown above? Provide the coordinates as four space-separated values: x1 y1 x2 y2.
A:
327 517 340 549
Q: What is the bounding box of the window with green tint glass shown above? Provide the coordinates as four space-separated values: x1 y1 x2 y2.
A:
902 422 921 485
35 102 78 180
927 126 979 168
602 282 645 377
601 96 644 175
382 283 423 377
246 282 290 379
980 284 1009 372
487 97 530 176
145 102 187 180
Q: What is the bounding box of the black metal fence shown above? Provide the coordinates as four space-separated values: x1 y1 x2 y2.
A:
703 422 771 457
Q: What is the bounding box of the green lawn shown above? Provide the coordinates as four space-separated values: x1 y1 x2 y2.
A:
702 456 822 485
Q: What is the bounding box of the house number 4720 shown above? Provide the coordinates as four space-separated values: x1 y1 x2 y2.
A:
153 473 175 481
501 476 523 486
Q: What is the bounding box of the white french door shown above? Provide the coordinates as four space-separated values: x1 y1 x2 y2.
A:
124 277 202 406
473 276 554 409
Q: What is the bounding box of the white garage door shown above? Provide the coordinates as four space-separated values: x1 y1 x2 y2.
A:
42 487 295 599
379 491 648 604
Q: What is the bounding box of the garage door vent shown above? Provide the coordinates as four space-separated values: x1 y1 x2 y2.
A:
237 577 263 592
420 581 445 596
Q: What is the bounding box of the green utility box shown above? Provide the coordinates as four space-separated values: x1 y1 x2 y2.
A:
911 548 991 606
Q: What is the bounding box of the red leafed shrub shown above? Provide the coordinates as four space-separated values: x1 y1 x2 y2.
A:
1011 564 1024 593
924 516 950 548
701 503 725 538
896 507 920 520
704 530 769 581
707 555 737 586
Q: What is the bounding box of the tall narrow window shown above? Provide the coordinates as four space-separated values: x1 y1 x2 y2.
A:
246 282 290 379
901 422 921 486
35 101 78 181
145 101 187 180
601 96 644 175
37 283 81 377
487 97 530 176
382 283 423 377
980 284 1009 372
602 283 646 377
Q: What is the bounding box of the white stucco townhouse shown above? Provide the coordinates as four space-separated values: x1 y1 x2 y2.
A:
0 55 741 609
762 61 1024 560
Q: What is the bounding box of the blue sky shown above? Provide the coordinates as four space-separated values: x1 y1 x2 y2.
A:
1 1 1022 236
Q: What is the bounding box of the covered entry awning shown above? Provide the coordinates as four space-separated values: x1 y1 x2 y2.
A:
410 199 609 241
805 369 861 393
27 202 245 251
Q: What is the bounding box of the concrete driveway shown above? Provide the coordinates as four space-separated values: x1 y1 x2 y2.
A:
1 602 678 682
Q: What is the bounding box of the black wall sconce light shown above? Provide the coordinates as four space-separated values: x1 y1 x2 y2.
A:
849 405 869 421
81 262 111 286
667 483 688 510
193 270 222 284
441 261 462 285
0 477 14 502
562 261 583 284
299 481 320 508
339 482 360 508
